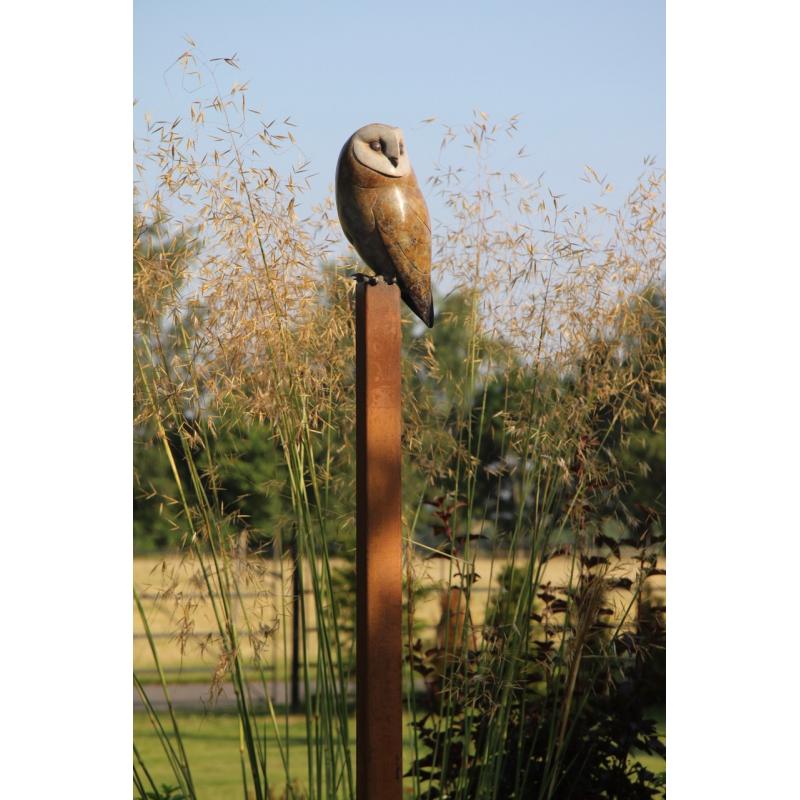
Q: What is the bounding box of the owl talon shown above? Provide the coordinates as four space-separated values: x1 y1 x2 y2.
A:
350 273 396 287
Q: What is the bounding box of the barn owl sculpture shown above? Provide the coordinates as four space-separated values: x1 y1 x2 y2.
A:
335 123 434 327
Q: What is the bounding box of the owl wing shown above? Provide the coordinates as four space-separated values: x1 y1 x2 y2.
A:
373 180 434 327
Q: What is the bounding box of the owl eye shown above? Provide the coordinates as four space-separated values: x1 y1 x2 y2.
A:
399 143 405 155
369 140 381 152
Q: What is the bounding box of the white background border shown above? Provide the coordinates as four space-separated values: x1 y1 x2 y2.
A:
2 1 799 796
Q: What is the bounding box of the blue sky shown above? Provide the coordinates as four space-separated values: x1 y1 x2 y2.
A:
134 0 664 221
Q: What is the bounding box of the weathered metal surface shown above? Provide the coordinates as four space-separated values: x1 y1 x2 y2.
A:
356 280 403 800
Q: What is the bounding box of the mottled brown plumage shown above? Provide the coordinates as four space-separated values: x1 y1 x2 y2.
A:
335 123 434 327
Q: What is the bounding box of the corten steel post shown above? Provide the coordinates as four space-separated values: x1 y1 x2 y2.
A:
355 280 403 800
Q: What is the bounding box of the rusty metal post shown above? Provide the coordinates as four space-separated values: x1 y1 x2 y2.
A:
356 280 403 800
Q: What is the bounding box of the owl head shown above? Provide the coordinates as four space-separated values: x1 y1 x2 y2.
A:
349 123 411 178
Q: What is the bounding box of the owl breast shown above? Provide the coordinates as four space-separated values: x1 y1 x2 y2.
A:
335 132 434 327
336 144 405 281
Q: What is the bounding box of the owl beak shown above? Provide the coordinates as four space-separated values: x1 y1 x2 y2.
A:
388 156 399 168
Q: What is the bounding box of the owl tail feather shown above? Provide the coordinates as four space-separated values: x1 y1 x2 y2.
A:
402 290 434 328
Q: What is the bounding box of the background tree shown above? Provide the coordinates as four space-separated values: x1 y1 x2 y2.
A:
133 213 200 552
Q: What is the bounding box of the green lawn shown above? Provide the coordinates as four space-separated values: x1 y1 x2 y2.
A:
135 709 665 799
134 711 418 799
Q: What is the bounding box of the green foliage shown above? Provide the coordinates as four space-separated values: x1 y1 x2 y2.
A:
409 545 666 799
135 265 665 559
133 433 181 552
135 785 189 800
195 418 289 553
133 214 200 552
484 564 531 634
